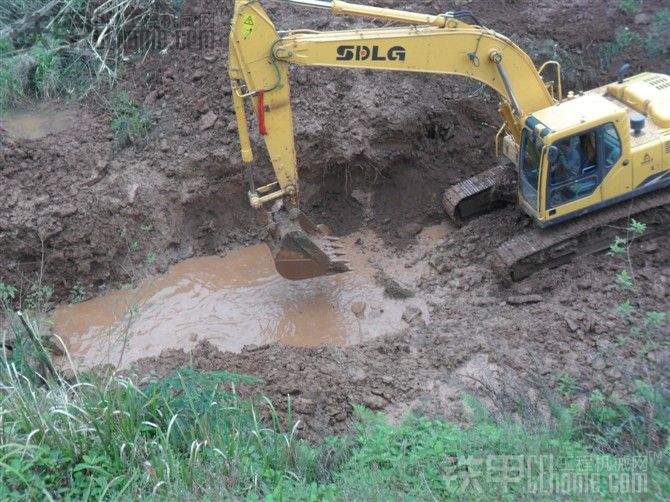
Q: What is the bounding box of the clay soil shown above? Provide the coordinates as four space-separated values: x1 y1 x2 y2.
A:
1 0 669 438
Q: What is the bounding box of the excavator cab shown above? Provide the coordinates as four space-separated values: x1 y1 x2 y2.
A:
518 124 611 226
517 95 633 227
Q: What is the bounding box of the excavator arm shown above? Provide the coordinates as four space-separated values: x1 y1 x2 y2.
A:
228 0 555 279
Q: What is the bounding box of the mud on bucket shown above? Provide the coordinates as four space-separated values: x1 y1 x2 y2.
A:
269 209 351 280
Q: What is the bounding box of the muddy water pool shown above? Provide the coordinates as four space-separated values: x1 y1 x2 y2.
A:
1 107 78 140
52 235 434 367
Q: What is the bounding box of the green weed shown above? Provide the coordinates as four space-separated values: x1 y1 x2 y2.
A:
556 373 579 398
601 27 642 69
0 353 308 499
618 299 634 318
644 10 670 57
1 324 668 500
0 0 183 111
596 219 669 460
616 269 635 291
0 39 28 110
145 251 157 265
110 91 154 147
580 384 670 455
26 282 53 311
645 311 667 330
68 280 87 304
0 281 17 308
28 35 63 99
0 32 94 112
618 0 640 14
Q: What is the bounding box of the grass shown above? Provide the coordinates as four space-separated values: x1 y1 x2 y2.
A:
600 12 670 69
0 12 93 111
619 0 640 14
0 0 179 112
600 27 642 69
0 36 28 110
579 384 670 456
110 91 154 147
0 346 668 500
643 10 670 58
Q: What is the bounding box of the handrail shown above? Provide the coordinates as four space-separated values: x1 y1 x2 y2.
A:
538 60 562 102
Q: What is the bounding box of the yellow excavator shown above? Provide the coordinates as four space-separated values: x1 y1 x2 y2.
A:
228 0 670 280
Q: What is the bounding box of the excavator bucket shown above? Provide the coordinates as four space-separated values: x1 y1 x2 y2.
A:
267 208 350 280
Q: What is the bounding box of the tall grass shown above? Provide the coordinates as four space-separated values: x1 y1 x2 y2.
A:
1 336 668 500
0 355 326 499
0 0 177 112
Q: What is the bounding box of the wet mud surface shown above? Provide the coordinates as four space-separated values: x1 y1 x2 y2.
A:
1 0 669 438
53 236 432 367
0 107 79 140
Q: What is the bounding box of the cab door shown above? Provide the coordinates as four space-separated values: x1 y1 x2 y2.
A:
600 122 630 200
545 129 601 216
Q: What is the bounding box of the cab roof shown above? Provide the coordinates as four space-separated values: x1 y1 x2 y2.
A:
529 93 624 135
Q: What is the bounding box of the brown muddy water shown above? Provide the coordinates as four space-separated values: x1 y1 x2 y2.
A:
51 227 448 368
0 107 78 140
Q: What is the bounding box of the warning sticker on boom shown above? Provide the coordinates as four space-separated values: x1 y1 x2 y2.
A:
242 14 255 39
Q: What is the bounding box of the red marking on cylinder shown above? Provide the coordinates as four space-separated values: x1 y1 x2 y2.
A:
257 91 267 135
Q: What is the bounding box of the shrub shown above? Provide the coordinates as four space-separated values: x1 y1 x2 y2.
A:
110 91 154 147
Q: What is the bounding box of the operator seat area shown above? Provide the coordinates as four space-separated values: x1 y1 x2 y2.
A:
547 123 621 209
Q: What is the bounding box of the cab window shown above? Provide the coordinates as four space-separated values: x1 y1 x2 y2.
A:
603 123 622 169
547 131 599 208
519 128 543 210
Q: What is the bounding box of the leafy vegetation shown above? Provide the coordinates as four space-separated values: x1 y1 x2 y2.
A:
0 344 668 500
0 0 178 112
600 13 670 69
110 91 154 147
618 0 640 14
600 27 641 69
580 383 670 455
643 10 670 58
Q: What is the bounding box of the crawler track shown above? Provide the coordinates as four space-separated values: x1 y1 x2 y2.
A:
443 168 670 281
495 189 670 280
442 164 515 224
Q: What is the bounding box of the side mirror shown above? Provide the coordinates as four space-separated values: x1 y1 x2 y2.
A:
548 145 559 164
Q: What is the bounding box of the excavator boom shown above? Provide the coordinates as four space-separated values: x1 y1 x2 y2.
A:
228 0 556 280
230 0 670 282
